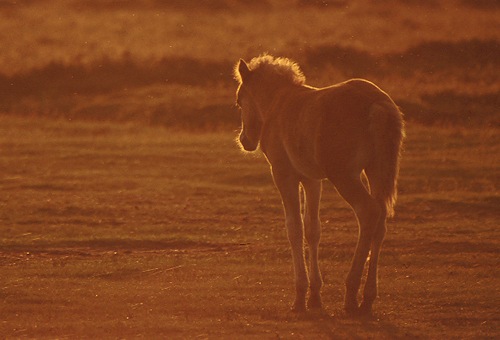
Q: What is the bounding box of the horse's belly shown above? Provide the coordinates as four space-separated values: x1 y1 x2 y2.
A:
288 149 325 180
295 161 325 179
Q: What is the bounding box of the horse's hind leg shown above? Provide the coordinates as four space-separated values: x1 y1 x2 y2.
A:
359 207 386 315
328 173 382 315
302 179 323 310
360 167 388 314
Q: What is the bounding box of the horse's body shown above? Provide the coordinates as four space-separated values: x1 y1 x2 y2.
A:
234 55 405 315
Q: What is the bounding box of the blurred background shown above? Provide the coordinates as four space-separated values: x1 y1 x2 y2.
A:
0 0 498 128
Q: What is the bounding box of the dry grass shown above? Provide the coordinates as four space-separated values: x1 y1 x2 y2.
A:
0 116 498 338
0 0 499 338
0 0 499 127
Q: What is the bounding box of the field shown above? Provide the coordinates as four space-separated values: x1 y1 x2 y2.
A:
1 0 499 338
1 117 498 338
0 0 499 127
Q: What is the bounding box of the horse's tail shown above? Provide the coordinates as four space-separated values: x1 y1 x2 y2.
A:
368 100 405 218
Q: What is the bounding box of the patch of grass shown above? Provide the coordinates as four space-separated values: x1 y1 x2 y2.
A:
0 1 498 127
0 116 498 338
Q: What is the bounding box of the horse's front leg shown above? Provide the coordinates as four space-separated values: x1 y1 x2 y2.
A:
272 169 307 312
302 178 323 310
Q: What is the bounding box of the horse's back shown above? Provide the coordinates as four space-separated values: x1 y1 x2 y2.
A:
315 79 397 176
319 79 392 109
263 78 399 179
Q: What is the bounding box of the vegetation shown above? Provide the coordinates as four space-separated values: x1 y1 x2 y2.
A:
1 116 498 338
0 0 499 338
0 0 498 127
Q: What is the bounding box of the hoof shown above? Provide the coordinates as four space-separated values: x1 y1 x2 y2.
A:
344 302 359 317
307 295 323 310
291 302 307 313
358 302 373 317
344 306 359 316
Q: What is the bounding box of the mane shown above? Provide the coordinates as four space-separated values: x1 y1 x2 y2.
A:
235 54 306 85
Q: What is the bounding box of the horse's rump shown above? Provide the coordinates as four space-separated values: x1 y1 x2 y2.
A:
315 80 405 217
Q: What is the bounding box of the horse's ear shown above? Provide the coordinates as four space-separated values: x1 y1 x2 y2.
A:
237 59 251 81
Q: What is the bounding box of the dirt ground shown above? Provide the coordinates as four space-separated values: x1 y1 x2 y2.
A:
1 0 499 338
1 117 498 338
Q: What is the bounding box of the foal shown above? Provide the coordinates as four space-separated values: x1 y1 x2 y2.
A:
234 54 405 315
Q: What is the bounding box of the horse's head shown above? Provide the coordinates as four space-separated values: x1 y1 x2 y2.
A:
234 59 263 152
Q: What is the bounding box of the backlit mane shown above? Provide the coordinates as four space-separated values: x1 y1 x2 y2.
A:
235 54 306 85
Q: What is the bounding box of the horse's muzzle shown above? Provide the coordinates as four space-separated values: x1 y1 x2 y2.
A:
239 132 258 152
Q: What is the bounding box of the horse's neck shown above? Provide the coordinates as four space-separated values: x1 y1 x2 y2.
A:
260 84 305 121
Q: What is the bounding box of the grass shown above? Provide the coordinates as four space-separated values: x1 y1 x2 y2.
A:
0 116 498 338
0 0 499 337
0 0 499 127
